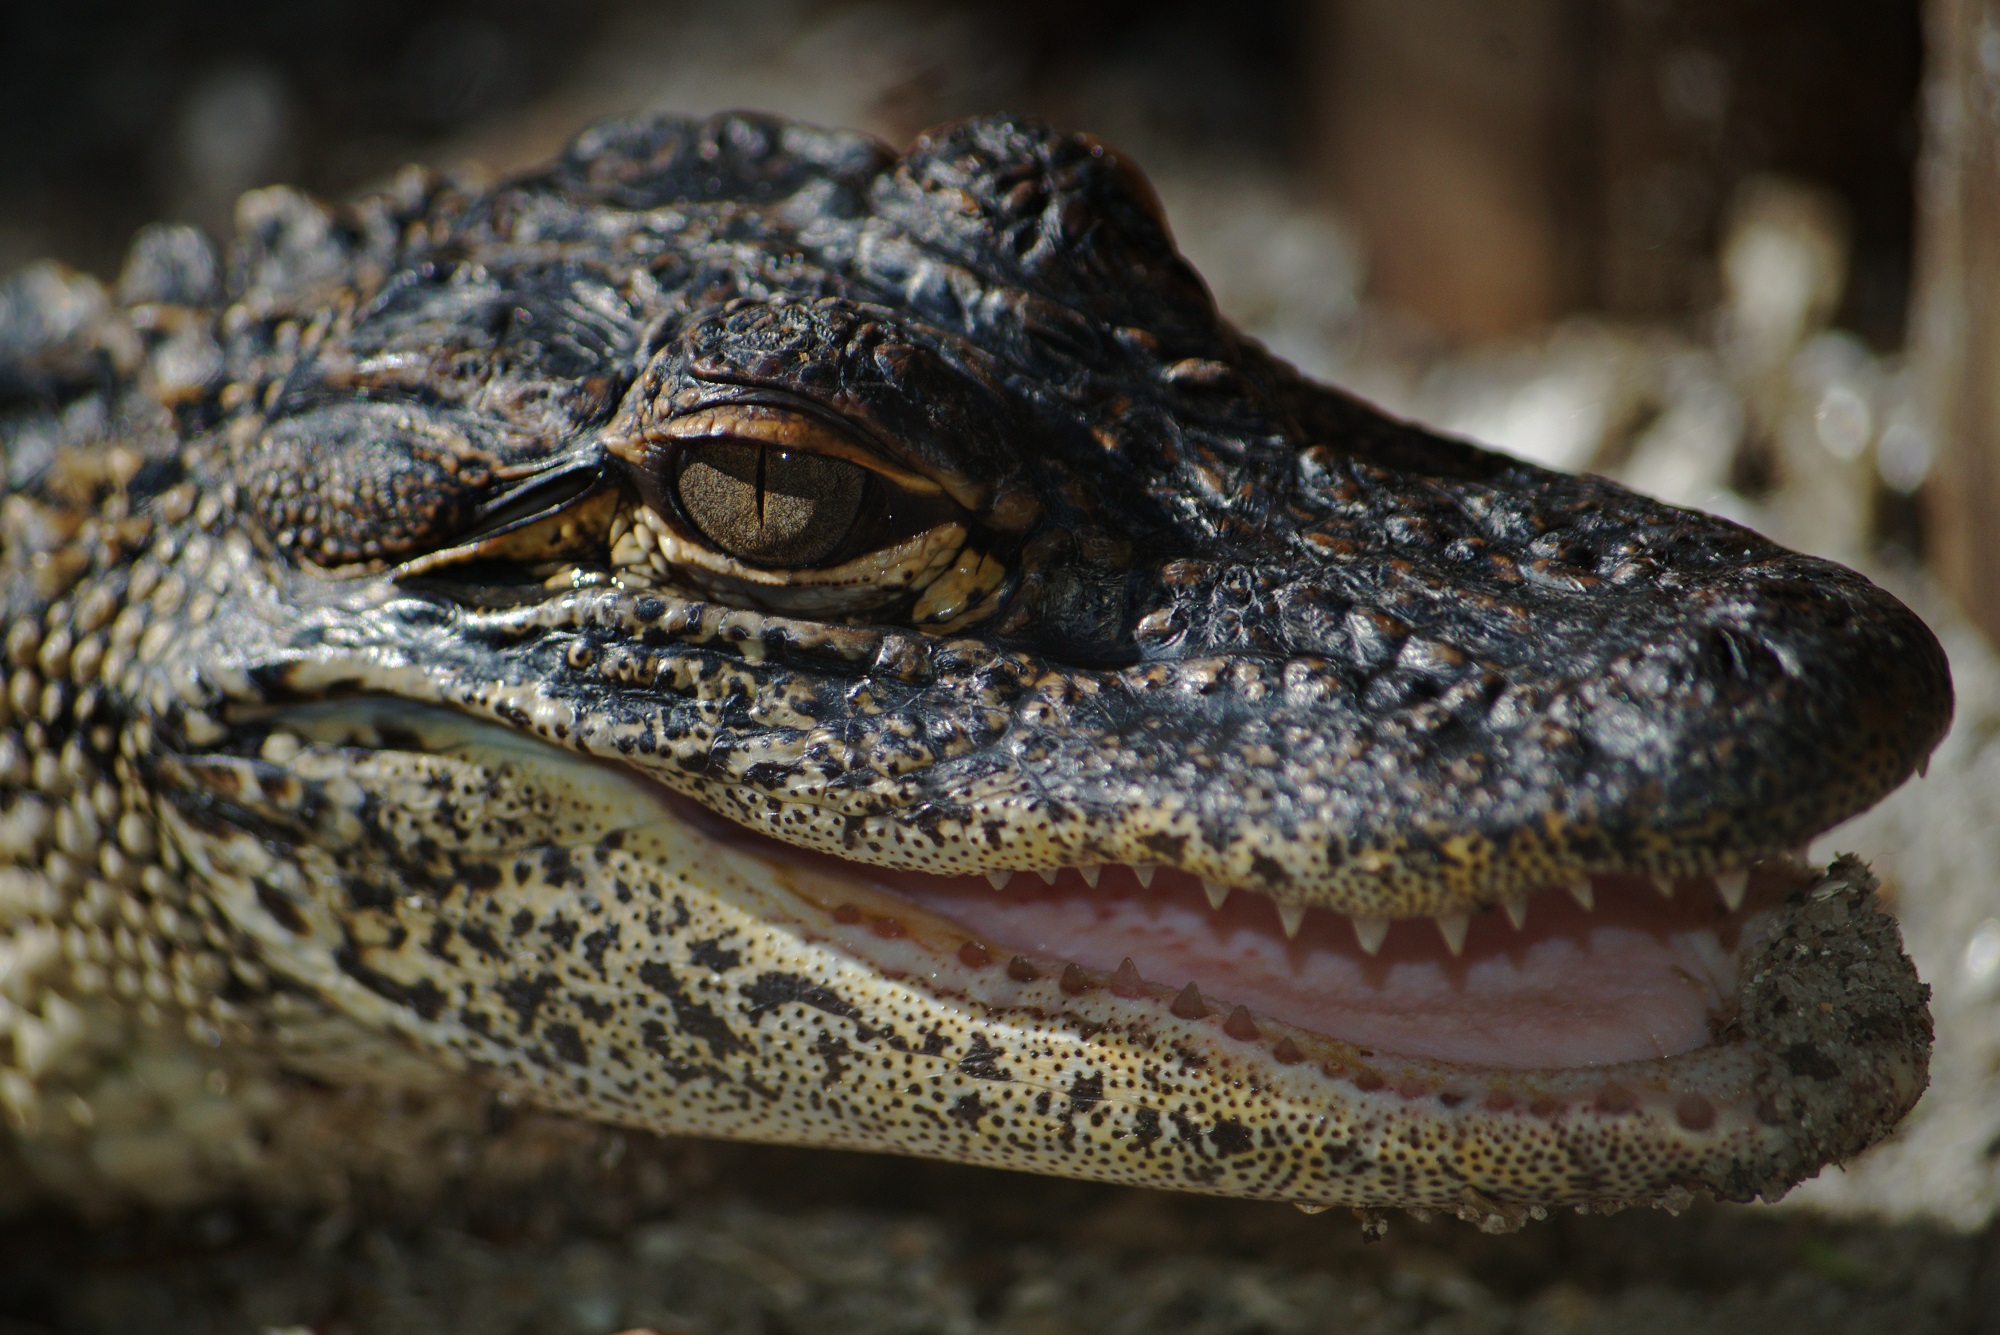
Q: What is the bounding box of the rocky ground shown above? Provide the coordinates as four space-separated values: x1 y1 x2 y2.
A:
1 1138 1994 1335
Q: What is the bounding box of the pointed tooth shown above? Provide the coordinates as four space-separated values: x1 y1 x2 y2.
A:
1502 899 1528 930
1170 981 1209 1019
1435 912 1470 956
1132 864 1156 888
1652 875 1675 898
1277 902 1307 939
1716 869 1749 912
1566 877 1594 910
1351 916 1389 955
1077 864 1101 888
1203 879 1230 911
1036 868 1057 885
985 871 1011 890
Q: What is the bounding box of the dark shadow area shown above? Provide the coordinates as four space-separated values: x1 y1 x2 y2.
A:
0 1137 1992 1333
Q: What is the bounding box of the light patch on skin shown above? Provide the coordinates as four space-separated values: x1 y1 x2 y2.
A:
913 548 1008 628
613 502 969 616
155 700 1927 1222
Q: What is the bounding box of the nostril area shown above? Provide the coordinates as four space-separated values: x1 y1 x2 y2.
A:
1697 623 1794 689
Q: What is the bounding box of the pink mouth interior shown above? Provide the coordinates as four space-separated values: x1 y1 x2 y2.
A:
878 867 1746 1069
654 786 1761 1072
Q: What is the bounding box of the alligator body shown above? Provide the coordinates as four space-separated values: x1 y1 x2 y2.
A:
0 113 1950 1225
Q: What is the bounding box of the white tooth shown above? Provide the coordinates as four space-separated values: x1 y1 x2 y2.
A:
1203 879 1230 911
1132 864 1156 888
1077 864 1101 888
1037 868 1058 885
1435 913 1470 956
985 871 1010 890
1502 900 1528 930
1652 875 1675 898
1567 878 1594 910
1716 869 1749 912
1277 902 1307 939
1351 916 1389 955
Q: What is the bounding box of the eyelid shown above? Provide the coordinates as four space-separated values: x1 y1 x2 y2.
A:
651 404 947 498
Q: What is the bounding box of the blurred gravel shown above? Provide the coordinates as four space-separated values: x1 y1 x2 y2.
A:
2 1149 1994 1335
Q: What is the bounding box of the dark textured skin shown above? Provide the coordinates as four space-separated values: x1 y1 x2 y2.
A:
0 112 1952 1217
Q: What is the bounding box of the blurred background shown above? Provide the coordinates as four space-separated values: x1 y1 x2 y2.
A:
0 0 1961 580
14 2 2000 1330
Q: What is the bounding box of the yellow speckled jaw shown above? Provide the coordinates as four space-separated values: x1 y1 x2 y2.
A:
169 700 1929 1224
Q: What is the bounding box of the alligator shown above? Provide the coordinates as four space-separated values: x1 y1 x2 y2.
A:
0 112 1950 1229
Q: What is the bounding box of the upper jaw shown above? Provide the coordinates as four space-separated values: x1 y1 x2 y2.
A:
243 551 1951 923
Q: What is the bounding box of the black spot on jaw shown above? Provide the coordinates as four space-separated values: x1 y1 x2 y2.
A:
540 846 580 887
949 1092 989 1127
639 1019 732 1086
1128 1107 1163 1150
496 971 559 1034
344 875 397 912
639 960 749 1058
687 936 742 974
957 1033 1012 1082
335 946 447 1022
1247 851 1289 886
455 859 503 890
811 1031 853 1086
460 922 505 960
1066 1071 1105 1113
1208 1117 1254 1156
738 971 862 1023
545 1022 588 1065
582 927 618 975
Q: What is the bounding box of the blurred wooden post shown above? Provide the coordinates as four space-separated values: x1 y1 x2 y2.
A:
1308 0 1585 340
1918 0 2000 645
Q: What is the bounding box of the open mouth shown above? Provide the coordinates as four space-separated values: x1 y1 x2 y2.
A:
867 866 1775 1070
640 759 1816 1103
657 775 1792 1080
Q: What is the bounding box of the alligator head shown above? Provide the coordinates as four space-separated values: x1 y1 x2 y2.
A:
0 112 1948 1224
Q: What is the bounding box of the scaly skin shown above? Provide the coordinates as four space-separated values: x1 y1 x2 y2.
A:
0 112 1948 1225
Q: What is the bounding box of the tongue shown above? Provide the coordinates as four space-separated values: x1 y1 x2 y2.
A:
887 870 1740 1069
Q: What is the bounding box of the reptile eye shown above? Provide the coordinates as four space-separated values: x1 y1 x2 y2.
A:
624 402 961 571
607 401 1011 624
673 438 867 566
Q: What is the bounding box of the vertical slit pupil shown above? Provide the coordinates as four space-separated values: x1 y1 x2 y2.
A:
672 437 867 566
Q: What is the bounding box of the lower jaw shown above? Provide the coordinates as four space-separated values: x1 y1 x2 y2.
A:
756 841 1928 1210
256 699 1932 1214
